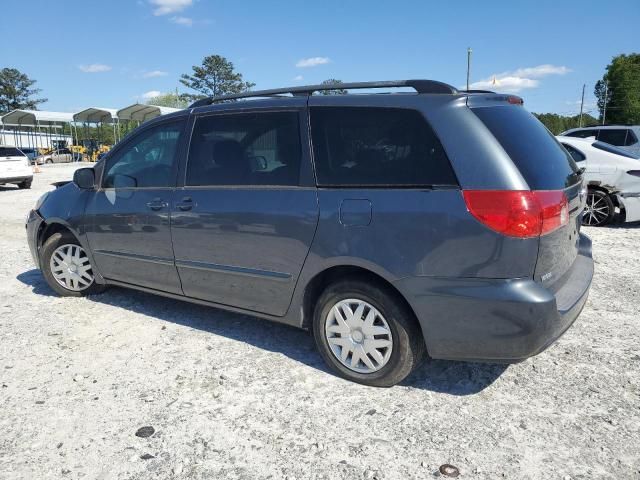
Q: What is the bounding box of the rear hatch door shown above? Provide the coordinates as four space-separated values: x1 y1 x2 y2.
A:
470 101 584 288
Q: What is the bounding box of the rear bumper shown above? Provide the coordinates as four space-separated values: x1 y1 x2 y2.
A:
394 234 594 362
26 209 44 268
0 175 32 184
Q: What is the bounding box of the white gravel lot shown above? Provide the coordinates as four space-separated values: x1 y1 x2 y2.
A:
0 164 639 480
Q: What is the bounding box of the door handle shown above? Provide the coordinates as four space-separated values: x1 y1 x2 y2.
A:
176 196 194 211
146 198 168 211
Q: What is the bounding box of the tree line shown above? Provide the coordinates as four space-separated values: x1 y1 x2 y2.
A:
533 112 600 135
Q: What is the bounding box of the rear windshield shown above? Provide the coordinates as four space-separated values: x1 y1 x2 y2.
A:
472 106 580 189
0 147 25 157
592 141 639 159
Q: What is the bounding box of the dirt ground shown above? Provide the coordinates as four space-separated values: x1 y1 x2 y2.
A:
1 164 639 480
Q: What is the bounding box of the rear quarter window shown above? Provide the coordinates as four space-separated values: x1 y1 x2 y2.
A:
561 143 586 162
472 106 580 190
310 107 457 187
625 130 638 146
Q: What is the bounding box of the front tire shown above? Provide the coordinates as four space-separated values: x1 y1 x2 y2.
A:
18 178 32 189
41 232 105 297
584 189 614 226
313 278 424 387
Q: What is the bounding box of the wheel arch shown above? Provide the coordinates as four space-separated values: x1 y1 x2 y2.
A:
38 221 77 249
587 182 620 207
37 220 106 284
301 265 422 339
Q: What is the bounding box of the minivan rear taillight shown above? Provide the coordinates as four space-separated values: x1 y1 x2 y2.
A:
463 190 568 238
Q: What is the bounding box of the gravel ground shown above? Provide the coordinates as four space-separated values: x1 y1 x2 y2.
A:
0 164 639 480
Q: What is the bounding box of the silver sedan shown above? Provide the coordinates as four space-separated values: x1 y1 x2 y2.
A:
36 148 74 164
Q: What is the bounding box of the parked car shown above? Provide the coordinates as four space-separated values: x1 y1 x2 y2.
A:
557 136 640 226
18 147 39 165
0 146 32 189
36 148 74 164
560 125 640 157
25 80 593 386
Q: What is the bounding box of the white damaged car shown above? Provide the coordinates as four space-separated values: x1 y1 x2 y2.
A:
557 136 640 226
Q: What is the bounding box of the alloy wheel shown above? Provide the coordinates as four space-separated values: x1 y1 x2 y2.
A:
324 298 393 374
49 244 94 291
583 192 611 226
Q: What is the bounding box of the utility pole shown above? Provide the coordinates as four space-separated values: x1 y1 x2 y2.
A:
602 81 609 125
466 48 472 91
579 83 585 127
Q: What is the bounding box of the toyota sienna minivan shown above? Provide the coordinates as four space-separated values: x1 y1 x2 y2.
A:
26 80 593 387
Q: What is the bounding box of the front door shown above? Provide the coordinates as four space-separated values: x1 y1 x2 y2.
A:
171 108 318 316
85 118 186 294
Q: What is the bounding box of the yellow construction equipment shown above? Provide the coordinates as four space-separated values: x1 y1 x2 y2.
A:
71 139 111 161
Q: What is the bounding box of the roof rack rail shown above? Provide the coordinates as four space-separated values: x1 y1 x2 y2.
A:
189 79 459 108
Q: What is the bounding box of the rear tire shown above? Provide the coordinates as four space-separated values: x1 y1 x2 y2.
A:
313 278 424 387
41 232 105 297
45 158 53 164
584 189 614 226
18 179 32 189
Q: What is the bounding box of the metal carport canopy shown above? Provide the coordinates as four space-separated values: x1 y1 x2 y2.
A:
73 108 118 123
1 109 75 126
116 104 180 122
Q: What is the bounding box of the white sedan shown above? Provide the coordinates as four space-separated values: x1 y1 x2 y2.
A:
557 136 640 226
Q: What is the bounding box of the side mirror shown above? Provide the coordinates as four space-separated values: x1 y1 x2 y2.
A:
73 167 95 189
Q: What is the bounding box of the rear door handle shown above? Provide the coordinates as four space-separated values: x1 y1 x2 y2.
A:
146 198 168 211
176 196 194 211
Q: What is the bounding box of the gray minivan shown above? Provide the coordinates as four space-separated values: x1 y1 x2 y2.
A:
26 80 593 386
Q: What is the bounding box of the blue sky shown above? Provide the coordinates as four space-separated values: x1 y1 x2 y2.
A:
2 0 638 115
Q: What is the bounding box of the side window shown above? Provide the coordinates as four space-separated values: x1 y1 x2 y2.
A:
310 107 457 186
103 120 184 188
561 143 586 162
625 130 638 146
567 129 597 139
597 129 627 146
186 111 301 186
